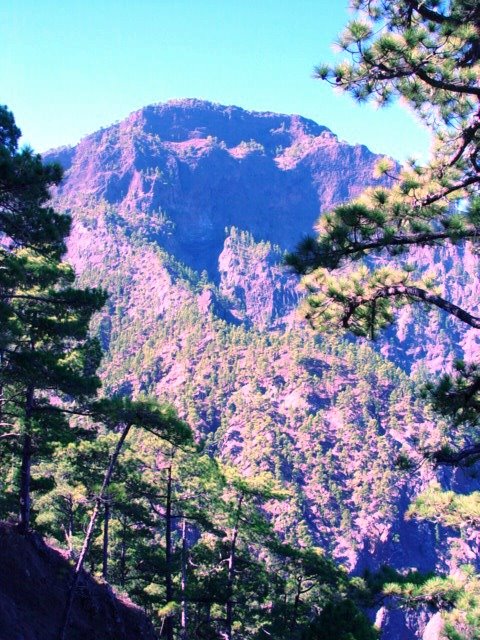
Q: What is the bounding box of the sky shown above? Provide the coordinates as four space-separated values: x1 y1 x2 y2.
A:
1 0 432 162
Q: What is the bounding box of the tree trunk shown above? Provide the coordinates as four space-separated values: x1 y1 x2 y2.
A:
291 577 302 633
102 499 110 580
120 516 127 587
19 385 34 534
0 351 4 425
180 518 188 639
204 604 212 637
164 463 174 640
226 493 244 640
64 496 74 558
59 422 132 640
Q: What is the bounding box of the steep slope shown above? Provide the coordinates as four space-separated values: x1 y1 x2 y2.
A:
46 99 388 277
64 214 474 640
0 523 157 640
65 208 468 567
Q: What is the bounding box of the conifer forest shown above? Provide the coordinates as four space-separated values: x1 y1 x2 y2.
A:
1 1 480 638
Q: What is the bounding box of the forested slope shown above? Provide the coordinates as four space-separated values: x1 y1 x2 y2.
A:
35 99 480 638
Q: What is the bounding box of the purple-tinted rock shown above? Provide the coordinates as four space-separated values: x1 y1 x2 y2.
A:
45 99 389 278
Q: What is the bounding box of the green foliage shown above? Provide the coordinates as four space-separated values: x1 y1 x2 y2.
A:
0 104 68 255
370 565 480 639
91 395 193 446
317 1 479 126
425 360 480 429
288 1 479 342
302 599 379 640
408 483 480 529
30 415 379 639
0 106 108 532
288 3 480 636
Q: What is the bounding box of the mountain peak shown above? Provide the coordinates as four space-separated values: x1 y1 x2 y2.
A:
46 98 387 274
124 98 333 147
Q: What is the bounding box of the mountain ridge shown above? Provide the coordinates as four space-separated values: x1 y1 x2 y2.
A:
45 98 390 278
44 98 333 154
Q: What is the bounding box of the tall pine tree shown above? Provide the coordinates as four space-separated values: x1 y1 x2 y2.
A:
0 105 106 532
287 2 480 635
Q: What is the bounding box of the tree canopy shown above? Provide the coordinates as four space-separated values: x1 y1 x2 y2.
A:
287 0 480 438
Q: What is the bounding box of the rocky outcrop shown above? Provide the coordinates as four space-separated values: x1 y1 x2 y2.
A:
218 229 299 327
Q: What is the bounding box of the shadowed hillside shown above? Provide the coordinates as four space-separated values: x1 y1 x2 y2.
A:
0 523 157 640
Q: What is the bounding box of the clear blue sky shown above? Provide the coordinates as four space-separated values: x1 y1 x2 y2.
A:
1 0 431 162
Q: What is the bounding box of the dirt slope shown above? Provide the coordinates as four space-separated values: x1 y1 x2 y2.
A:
0 522 157 640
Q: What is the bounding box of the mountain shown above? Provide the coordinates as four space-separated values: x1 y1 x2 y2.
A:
44 99 479 639
46 98 388 278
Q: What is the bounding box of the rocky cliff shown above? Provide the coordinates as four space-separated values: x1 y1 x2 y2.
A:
46 99 388 278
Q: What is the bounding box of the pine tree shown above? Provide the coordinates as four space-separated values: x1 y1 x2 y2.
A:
286 3 480 477
0 105 107 532
59 396 192 640
287 4 479 427
0 105 68 254
287 2 480 635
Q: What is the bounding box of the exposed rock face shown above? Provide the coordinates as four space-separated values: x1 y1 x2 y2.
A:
218 229 299 326
43 99 480 639
46 99 388 278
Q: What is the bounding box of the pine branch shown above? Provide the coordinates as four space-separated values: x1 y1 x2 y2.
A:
413 66 480 97
0 431 19 439
419 175 480 206
405 0 457 25
291 229 479 273
433 444 480 465
342 285 480 329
